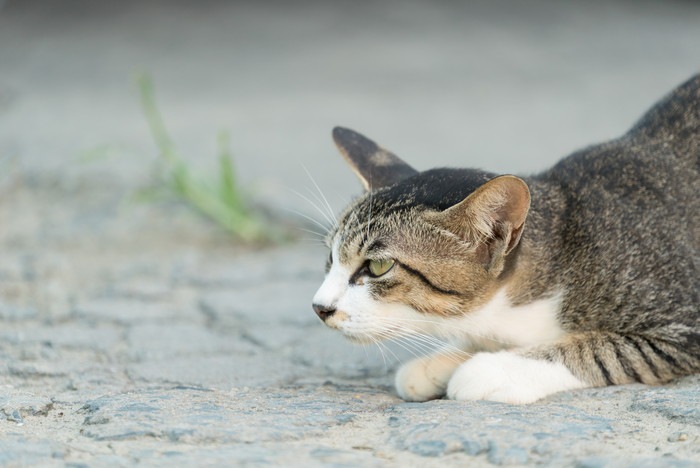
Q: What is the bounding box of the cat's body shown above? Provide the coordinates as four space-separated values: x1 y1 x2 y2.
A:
313 75 699 404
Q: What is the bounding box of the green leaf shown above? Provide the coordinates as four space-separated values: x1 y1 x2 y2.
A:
137 73 287 244
218 130 243 211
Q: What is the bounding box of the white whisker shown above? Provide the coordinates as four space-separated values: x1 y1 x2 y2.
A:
302 165 338 229
374 314 512 347
376 337 422 362
366 186 374 240
296 227 328 239
369 336 391 370
374 329 427 362
304 186 337 225
389 331 470 364
289 188 336 228
284 208 331 235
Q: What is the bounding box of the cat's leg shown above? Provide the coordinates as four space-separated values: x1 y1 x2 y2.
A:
395 349 468 402
446 350 586 404
446 331 697 404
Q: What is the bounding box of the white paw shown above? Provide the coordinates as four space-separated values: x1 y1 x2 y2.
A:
446 352 586 404
395 355 460 402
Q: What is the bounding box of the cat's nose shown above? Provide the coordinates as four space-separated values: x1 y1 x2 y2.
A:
313 303 336 321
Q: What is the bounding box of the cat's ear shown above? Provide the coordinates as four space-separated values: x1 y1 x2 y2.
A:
433 175 531 272
332 127 418 190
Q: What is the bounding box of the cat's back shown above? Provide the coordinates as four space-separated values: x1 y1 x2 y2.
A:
533 76 698 330
542 74 699 240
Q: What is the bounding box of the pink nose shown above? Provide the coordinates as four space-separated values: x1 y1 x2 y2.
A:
312 303 336 321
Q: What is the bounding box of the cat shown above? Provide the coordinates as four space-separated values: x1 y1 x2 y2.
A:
312 75 699 404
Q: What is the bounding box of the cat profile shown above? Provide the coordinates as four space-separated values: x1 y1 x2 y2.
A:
312 75 699 404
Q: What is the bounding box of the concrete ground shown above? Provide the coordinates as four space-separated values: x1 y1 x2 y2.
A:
1 0 699 466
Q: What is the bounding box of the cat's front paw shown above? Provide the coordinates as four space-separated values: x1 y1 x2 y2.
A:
395 358 444 402
446 352 586 404
395 354 462 402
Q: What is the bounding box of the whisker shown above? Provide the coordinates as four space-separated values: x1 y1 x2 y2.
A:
371 318 484 360
296 227 328 239
385 326 440 348
284 208 331 234
376 337 422 363
304 186 336 224
369 336 390 370
373 314 512 347
361 341 370 361
379 340 403 365
374 329 427 362
366 185 374 240
392 337 436 362
302 165 338 229
354 321 473 367
289 188 336 228
389 330 469 363
393 334 437 355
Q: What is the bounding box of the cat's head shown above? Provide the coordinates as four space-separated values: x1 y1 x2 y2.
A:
312 127 531 343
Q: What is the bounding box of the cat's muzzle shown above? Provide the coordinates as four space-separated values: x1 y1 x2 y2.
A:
312 303 336 321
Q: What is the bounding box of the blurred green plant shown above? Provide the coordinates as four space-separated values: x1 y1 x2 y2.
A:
137 75 281 243
78 143 130 163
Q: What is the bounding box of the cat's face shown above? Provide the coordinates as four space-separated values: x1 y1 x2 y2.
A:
312 128 531 343
313 193 490 343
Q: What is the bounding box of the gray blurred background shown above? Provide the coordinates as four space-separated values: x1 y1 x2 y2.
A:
1 0 699 217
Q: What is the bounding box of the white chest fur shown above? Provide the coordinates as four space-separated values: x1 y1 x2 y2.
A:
439 288 565 348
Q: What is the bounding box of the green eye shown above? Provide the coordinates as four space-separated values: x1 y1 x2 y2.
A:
368 259 395 277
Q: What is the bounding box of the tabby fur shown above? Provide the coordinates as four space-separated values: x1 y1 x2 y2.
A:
312 75 699 403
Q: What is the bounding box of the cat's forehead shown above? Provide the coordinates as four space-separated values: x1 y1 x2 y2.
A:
331 195 401 263
352 168 494 213
330 168 494 246
327 168 496 264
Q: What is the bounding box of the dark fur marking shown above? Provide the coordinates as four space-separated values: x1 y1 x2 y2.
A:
381 168 495 212
333 127 418 190
592 349 614 385
397 261 461 296
327 76 700 395
366 239 386 255
325 253 332 274
356 230 369 255
643 337 685 372
374 279 401 296
624 336 661 380
348 264 368 285
611 339 643 383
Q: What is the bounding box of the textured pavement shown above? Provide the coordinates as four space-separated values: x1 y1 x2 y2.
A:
1 1 700 466
1 178 699 466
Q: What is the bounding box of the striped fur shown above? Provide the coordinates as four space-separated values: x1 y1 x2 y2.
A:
313 75 700 403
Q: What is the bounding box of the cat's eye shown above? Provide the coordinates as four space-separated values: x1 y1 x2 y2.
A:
368 259 395 277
